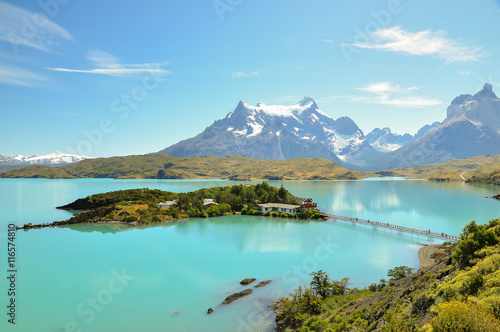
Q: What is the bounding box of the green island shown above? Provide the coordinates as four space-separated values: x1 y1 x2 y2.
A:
2 154 499 185
20 182 322 229
271 219 500 331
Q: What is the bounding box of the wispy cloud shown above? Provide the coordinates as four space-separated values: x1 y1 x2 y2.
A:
0 64 45 87
322 39 335 44
356 82 417 94
49 50 170 77
456 70 473 76
352 82 442 107
232 70 262 79
351 26 484 62
0 2 73 52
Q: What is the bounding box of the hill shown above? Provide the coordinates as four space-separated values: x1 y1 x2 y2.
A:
379 154 500 184
273 218 500 331
0 154 365 180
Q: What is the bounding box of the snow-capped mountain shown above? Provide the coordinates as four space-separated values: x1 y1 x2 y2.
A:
368 83 500 170
158 97 380 167
0 151 93 166
366 122 441 153
366 128 414 152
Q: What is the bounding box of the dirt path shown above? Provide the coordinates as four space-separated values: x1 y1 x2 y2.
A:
418 244 441 269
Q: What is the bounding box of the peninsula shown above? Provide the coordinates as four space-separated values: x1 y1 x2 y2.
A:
18 183 322 229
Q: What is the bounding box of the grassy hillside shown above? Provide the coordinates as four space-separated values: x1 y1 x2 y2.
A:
0 154 365 180
1 153 499 184
377 154 500 183
274 218 500 331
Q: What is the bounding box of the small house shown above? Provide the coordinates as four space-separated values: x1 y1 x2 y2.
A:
257 203 300 214
203 199 218 209
157 200 178 209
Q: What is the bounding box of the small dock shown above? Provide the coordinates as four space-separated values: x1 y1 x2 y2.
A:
323 213 460 242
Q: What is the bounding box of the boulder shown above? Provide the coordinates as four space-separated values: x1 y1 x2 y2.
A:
222 289 252 304
240 278 256 285
255 280 271 288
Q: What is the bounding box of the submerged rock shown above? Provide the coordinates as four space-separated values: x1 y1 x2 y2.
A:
222 289 253 304
255 280 272 288
240 278 256 285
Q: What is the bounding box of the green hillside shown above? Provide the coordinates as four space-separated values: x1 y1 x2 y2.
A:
379 154 500 184
273 219 500 331
0 154 365 180
1 153 499 185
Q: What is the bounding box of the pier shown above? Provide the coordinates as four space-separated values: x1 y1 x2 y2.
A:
323 213 460 242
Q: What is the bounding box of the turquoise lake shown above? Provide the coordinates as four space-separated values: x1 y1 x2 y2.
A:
0 178 499 332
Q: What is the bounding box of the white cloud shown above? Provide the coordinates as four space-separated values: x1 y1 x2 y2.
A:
0 64 45 87
322 39 335 44
351 26 484 62
232 71 262 79
456 70 473 76
49 50 170 77
353 82 442 107
0 2 73 52
356 82 417 94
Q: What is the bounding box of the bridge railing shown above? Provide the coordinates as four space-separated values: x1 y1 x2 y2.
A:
323 213 459 242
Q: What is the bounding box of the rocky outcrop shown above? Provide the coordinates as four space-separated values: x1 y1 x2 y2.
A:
222 289 253 304
240 278 256 285
255 280 272 288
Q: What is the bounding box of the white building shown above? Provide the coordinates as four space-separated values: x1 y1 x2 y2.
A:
157 200 178 209
257 203 300 214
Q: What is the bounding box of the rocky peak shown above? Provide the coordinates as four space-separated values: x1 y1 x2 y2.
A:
473 83 498 100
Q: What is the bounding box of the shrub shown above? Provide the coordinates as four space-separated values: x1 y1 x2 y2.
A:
280 212 289 218
271 211 280 217
411 294 435 316
151 215 161 222
459 274 484 297
263 212 270 216
241 207 248 215
125 216 138 222
431 301 500 331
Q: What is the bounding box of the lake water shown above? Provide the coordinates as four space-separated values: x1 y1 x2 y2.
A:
0 178 498 332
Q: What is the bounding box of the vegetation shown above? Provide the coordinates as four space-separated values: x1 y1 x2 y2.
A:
0 154 364 180
2 154 499 185
274 218 500 331
48 182 326 226
386 154 500 184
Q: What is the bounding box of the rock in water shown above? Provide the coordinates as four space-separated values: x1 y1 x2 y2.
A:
222 289 253 304
255 280 272 288
240 278 256 285
207 308 213 314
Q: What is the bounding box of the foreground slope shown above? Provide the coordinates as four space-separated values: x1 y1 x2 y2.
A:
274 219 500 331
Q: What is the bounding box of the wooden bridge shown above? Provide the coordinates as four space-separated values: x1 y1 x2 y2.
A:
322 213 460 242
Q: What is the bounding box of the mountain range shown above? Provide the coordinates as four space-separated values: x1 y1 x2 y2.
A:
158 84 500 170
368 83 500 170
159 97 380 168
0 151 93 166
366 122 440 153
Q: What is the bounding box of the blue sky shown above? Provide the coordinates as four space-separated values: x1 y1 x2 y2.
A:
1 0 499 157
